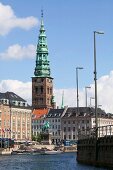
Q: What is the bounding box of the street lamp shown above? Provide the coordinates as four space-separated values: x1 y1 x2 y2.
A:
85 86 91 107
98 104 102 127
94 31 104 161
76 67 83 115
94 31 104 133
90 97 95 107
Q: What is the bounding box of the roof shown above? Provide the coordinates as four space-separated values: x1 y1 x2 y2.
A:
63 107 107 118
32 109 48 120
46 109 65 118
0 91 26 102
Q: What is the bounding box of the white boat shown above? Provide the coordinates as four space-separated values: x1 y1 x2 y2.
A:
41 150 63 155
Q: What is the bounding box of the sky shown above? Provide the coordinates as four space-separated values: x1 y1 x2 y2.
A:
0 0 113 113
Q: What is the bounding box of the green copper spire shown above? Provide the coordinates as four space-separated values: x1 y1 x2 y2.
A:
61 91 64 109
34 10 51 77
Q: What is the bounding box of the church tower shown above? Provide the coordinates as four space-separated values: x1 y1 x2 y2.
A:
32 11 55 109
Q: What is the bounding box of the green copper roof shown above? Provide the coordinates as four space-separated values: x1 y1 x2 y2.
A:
34 13 51 77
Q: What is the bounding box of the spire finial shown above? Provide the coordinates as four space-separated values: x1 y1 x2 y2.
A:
41 9 43 18
61 91 64 109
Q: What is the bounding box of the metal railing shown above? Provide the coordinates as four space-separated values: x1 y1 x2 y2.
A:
78 125 113 140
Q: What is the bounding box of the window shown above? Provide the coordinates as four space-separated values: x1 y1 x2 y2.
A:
69 135 71 139
47 88 49 94
73 121 75 124
58 125 60 130
73 127 75 131
64 121 66 124
41 86 43 94
64 135 66 140
47 98 49 105
50 88 52 95
68 127 71 131
58 131 60 136
82 127 85 130
17 131 20 139
68 121 70 124
64 127 66 132
73 135 75 139
22 120 25 126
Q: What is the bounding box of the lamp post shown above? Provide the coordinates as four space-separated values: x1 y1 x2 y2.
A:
94 31 104 134
85 86 91 107
98 104 102 128
90 97 95 107
94 31 104 161
76 67 83 115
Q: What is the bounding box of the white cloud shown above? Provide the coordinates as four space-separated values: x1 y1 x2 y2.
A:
0 71 113 113
0 44 36 60
0 3 39 35
0 80 32 104
54 71 113 113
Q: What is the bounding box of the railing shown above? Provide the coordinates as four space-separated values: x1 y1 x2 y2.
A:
78 125 113 140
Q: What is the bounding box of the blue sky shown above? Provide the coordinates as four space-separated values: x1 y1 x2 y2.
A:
0 0 113 112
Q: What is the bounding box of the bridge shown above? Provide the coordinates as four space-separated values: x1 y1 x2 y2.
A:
77 125 113 168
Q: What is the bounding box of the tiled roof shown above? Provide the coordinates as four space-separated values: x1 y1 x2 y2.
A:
32 109 48 120
63 107 106 118
0 91 26 102
46 109 64 118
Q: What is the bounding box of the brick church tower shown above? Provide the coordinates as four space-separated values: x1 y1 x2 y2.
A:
32 11 55 109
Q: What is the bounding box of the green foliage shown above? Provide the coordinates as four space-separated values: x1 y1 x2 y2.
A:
32 133 42 143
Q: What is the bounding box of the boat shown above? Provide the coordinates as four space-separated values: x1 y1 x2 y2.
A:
11 150 33 155
40 150 63 155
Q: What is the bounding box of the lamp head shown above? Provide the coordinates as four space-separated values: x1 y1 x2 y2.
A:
76 67 83 70
94 31 104 34
85 86 91 89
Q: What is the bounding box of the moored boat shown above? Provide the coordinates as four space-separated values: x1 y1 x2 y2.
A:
40 150 63 155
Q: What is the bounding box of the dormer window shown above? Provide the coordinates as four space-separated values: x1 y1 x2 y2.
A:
13 101 15 105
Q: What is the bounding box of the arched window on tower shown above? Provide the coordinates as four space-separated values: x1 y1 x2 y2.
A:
47 87 49 94
47 98 49 105
41 86 43 94
50 88 52 95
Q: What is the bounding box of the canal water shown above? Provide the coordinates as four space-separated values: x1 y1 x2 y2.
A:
0 152 108 170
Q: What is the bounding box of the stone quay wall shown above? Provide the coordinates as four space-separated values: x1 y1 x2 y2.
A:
77 136 113 168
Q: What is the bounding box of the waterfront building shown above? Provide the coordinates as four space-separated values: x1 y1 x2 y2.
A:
0 91 32 141
61 107 113 141
32 11 56 109
46 108 67 144
32 108 67 144
32 109 48 136
0 103 11 138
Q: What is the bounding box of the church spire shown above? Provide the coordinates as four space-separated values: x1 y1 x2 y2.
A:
61 91 64 109
34 10 51 77
32 11 54 109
